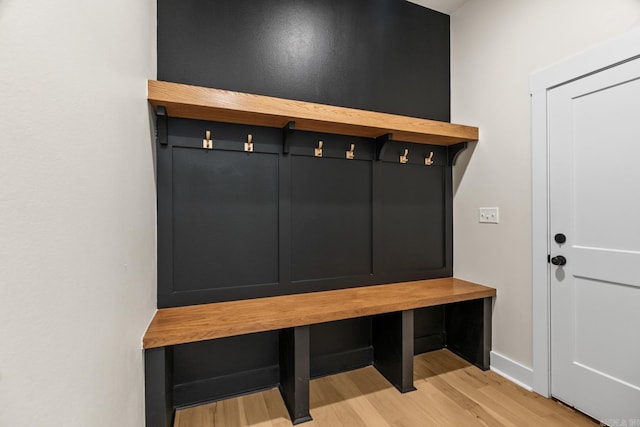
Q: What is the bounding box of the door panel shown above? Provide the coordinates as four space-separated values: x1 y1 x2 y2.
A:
573 246 640 287
574 277 639 386
549 57 640 422
571 77 640 253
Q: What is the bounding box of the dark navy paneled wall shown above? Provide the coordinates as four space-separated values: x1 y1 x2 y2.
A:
157 0 452 408
158 0 450 120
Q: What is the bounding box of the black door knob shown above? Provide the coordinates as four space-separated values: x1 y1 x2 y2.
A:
554 233 566 244
551 255 567 266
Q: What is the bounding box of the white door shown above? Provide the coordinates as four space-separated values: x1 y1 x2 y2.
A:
549 57 640 423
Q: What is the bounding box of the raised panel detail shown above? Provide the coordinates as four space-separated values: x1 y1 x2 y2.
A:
379 163 445 273
291 156 372 281
172 148 279 291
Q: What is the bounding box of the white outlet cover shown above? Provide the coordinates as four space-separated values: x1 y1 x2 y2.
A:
479 207 499 224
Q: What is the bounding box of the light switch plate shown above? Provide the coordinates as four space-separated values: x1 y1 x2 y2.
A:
479 207 499 224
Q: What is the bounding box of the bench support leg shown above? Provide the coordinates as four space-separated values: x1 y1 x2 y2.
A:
279 326 312 424
145 346 174 427
445 297 492 370
372 309 416 393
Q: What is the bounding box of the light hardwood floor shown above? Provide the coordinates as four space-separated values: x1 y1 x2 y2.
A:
174 350 596 427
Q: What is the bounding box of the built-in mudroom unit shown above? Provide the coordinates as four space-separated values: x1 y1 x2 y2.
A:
143 1 495 425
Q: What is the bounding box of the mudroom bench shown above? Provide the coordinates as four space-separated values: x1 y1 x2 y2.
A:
143 277 496 427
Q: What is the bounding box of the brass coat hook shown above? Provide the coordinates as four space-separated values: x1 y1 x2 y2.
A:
315 140 323 158
346 143 355 160
400 148 409 164
244 134 254 152
203 130 213 150
425 151 434 165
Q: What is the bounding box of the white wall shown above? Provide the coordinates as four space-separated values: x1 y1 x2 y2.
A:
0 0 157 426
451 0 640 370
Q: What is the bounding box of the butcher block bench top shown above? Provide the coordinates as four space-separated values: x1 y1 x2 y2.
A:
143 277 496 349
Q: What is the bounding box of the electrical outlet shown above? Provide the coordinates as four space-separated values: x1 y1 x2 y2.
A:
479 207 499 224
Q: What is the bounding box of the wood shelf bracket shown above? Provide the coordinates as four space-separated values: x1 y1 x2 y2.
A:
156 106 168 146
375 133 393 161
447 142 468 166
283 121 296 155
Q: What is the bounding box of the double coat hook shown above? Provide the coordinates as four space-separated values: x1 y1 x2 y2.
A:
400 148 409 164
346 144 355 160
203 130 213 150
425 151 434 165
244 134 254 152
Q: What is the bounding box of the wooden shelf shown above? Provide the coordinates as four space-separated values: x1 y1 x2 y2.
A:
148 80 479 146
143 278 495 349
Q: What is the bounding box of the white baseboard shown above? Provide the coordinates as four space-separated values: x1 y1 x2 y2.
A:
490 351 533 391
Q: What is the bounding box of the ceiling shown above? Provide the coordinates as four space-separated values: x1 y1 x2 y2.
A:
405 0 470 15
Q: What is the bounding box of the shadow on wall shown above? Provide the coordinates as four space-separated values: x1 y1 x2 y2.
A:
148 105 158 187
453 141 477 195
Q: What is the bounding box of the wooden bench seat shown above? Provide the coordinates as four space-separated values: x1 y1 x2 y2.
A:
143 278 496 426
143 278 495 349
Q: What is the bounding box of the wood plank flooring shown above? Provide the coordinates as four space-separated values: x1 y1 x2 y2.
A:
174 350 596 427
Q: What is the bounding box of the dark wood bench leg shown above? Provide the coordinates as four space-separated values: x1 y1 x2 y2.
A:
372 309 416 393
145 347 174 427
279 326 312 424
445 297 492 370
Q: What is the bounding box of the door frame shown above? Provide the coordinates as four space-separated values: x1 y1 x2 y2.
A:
530 26 640 397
